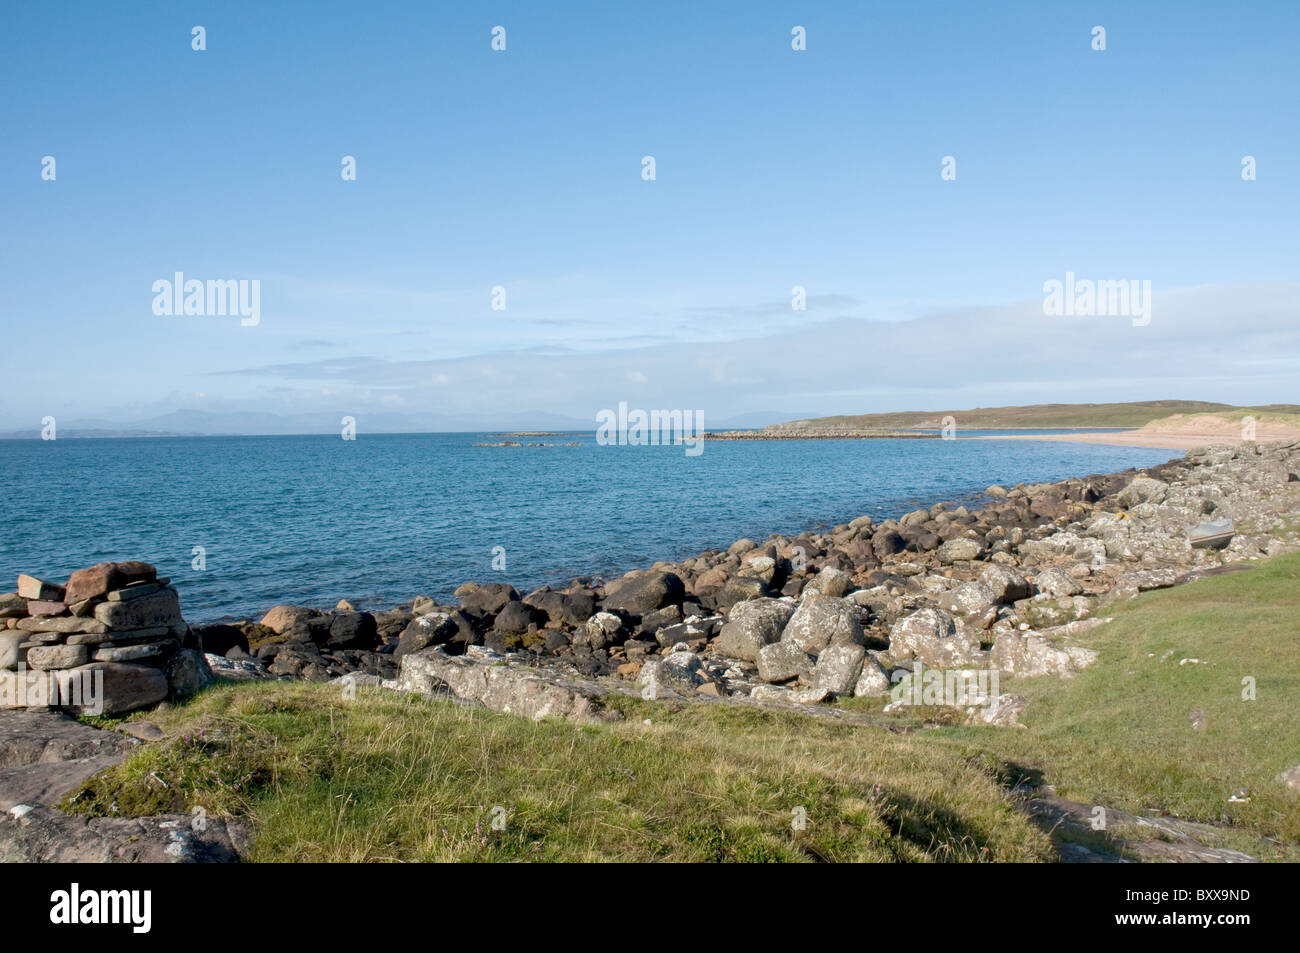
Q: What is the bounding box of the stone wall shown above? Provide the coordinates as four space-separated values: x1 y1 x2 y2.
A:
0 562 212 715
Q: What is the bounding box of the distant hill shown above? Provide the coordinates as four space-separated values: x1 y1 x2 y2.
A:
770 401 1300 431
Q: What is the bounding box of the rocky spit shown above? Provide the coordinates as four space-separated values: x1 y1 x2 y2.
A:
703 428 936 440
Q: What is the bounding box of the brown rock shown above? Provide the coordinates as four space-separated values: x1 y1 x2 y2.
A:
259 605 317 634
64 662 169 715
63 562 156 605
16 575 64 602
26 600 68 617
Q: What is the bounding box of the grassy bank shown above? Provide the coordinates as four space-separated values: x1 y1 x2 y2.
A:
937 552 1300 861
64 684 1051 862
65 553 1300 862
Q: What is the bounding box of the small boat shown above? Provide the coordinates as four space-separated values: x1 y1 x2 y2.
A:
1187 518 1235 549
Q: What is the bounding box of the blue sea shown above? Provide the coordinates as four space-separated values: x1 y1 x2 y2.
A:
0 432 1173 623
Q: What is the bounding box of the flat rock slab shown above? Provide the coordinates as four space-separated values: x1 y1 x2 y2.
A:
0 807 247 863
0 709 246 863
0 755 129 811
0 709 134 767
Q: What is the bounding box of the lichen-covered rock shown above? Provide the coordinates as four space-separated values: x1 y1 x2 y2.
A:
1015 595 1095 628
713 598 794 661
757 640 813 684
396 649 619 723
781 593 864 656
812 643 865 695
965 693 1028 727
853 655 892 697
990 632 1098 678
1033 568 1082 598
640 651 709 698
1116 475 1169 508
887 607 979 668
937 537 985 564
978 564 1032 603
805 566 852 598
937 581 997 616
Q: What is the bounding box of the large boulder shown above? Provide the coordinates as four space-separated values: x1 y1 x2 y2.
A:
853 655 892 697
978 564 1032 603
871 529 905 559
781 594 864 656
603 571 685 616
990 632 1098 678
524 587 595 627
325 612 378 649
887 607 977 668
713 598 795 661
492 600 544 636
937 581 998 617
1116 475 1169 508
164 648 215 699
395 649 618 724
1034 568 1082 598
259 605 317 634
812 643 866 695
713 575 768 612
69 662 169 716
395 611 463 658
639 651 708 698
757 641 813 684
937 537 985 564
805 566 852 598
459 583 520 620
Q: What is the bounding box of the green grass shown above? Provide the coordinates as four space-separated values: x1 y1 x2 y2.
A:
938 552 1300 860
62 684 1053 862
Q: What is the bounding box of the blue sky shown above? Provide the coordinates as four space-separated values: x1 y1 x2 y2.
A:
2 0 1297 430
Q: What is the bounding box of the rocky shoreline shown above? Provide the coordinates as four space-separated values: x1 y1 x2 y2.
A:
6 441 1300 727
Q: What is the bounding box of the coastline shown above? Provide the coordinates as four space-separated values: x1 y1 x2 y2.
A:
165 439 1300 695
971 423 1300 451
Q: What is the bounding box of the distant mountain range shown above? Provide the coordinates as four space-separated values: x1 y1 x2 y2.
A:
0 408 810 438
769 400 1300 431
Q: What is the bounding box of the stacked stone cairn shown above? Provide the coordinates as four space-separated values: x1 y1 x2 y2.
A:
0 562 212 715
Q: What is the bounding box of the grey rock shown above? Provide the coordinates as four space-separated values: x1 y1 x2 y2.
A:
714 598 794 661
978 564 1032 603
1034 568 1083 598
782 593 865 656
93 588 182 630
756 641 813 684
812 643 866 695
26 645 91 670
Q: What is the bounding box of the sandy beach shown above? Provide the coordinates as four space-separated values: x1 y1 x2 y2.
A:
972 414 1300 450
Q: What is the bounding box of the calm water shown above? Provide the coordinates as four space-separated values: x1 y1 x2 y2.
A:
0 433 1173 622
